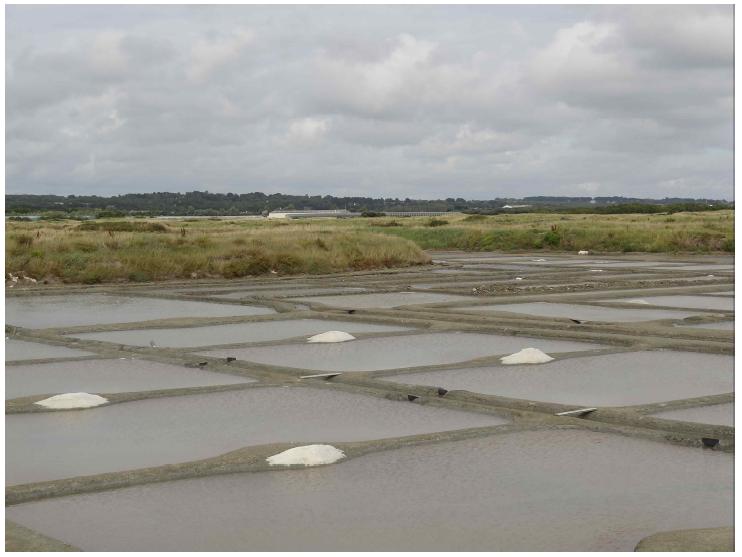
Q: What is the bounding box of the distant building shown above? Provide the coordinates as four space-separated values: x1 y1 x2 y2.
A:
267 209 355 219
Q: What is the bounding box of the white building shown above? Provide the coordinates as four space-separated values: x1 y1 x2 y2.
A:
267 209 355 219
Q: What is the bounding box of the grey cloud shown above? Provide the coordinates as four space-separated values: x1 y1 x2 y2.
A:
5 5 734 200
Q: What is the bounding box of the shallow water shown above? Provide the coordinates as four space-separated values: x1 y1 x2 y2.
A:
384 351 733 406
212 287 366 299
652 403 734 427
6 358 252 400
69 319 412 348
606 295 734 312
7 429 732 551
5 339 94 361
199 332 604 372
652 264 734 272
462 302 699 322
5 295 275 329
6 387 505 485
289 291 476 308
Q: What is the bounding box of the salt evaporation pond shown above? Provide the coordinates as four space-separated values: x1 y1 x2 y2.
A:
384 351 733 406
69 319 412 348
6 295 274 328
5 358 253 400
199 332 603 372
461 302 699 322
606 295 734 312
652 403 734 427
6 429 732 551
212 287 366 299
289 292 477 308
6 387 506 484
5 339 94 361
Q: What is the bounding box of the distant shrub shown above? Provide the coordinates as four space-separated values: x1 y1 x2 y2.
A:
361 211 386 217
462 214 488 222
542 230 561 247
426 218 449 227
77 221 169 232
375 220 402 227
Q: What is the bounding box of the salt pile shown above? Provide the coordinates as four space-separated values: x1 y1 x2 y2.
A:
500 348 554 365
34 392 108 409
267 444 346 467
626 299 650 305
307 331 356 343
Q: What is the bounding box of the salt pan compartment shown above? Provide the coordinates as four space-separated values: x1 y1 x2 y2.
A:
6 358 252 400
69 319 410 348
289 292 477 308
384 351 733 406
6 386 506 484
5 339 94 362
199 332 603 372
6 294 274 329
6 429 732 551
606 295 734 312
461 302 699 322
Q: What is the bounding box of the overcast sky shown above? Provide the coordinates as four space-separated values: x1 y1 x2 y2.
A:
6 5 734 200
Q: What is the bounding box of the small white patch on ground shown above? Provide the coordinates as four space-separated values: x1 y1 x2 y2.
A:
590 269 604 272
500 348 554 365
307 331 356 343
34 392 108 409
578 250 589 255
267 444 346 466
626 299 650 304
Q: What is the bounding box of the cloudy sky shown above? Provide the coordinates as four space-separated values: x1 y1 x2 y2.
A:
6 5 734 199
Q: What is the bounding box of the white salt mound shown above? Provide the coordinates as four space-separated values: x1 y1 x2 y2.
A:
267 444 346 467
626 299 650 305
34 392 108 409
307 331 356 343
500 348 554 365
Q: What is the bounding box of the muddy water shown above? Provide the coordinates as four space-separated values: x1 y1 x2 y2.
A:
6 387 506 484
5 359 253 400
6 429 732 551
461 302 699 322
5 339 94 361
652 404 734 427
384 351 733 406
199 332 604 372
5 295 275 329
606 295 734 312
289 291 477 308
69 319 413 348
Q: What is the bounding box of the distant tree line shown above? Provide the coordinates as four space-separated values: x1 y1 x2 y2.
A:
5 191 733 218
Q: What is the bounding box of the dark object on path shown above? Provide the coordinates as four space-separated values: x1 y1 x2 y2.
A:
197 361 208 368
569 319 583 324
347 309 356 314
226 357 236 363
407 394 420 402
437 388 448 396
701 437 719 448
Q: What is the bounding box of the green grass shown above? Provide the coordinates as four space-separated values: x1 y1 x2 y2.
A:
5 222 430 284
5 209 732 284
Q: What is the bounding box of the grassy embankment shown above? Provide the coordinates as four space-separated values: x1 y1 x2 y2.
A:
365 211 734 253
5 210 733 283
5 220 430 284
